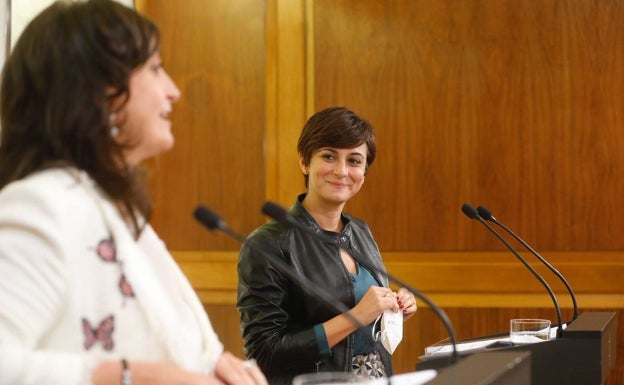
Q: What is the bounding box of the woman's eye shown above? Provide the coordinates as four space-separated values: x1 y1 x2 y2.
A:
349 158 363 165
321 153 335 160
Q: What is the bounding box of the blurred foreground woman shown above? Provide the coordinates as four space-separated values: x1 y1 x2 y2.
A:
0 1 267 385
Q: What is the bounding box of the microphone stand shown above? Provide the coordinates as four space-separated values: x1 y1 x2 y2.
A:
476 205 579 321
462 204 564 338
261 201 460 363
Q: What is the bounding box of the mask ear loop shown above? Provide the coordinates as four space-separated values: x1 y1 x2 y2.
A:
372 313 383 342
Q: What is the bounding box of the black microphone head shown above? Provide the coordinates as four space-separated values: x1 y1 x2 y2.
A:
476 206 494 220
261 201 290 223
193 205 226 231
461 203 479 219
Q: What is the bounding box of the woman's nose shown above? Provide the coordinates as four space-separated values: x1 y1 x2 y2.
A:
164 72 181 102
334 161 348 176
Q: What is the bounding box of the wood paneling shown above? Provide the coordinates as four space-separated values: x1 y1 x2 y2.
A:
177 250 624 298
137 4 624 248
138 0 267 250
264 0 309 206
313 0 624 251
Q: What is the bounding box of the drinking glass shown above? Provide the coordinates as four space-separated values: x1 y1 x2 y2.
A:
510 318 551 345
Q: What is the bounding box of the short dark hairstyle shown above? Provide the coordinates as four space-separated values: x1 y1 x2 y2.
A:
297 106 377 186
0 0 160 237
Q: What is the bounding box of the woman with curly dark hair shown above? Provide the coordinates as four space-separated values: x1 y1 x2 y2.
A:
0 2 266 385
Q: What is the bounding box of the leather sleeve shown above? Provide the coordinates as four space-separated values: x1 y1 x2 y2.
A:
237 229 322 376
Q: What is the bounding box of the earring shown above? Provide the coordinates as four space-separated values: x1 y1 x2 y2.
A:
109 113 119 138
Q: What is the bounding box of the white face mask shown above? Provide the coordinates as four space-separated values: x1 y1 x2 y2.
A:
373 309 403 354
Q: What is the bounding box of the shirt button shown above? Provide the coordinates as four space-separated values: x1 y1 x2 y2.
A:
340 237 346 243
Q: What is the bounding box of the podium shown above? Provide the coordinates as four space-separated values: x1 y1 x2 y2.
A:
418 312 618 385
425 351 531 385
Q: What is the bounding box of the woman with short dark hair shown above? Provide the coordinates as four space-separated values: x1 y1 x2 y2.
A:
238 106 418 385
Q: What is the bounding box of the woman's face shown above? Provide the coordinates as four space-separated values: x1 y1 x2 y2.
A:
301 143 368 207
114 52 181 165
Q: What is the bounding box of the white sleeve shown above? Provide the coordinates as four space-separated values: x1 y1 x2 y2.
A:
0 184 90 385
0 346 90 385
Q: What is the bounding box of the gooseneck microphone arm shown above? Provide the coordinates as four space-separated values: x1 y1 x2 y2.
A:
476 205 579 321
461 203 563 338
192 205 385 356
261 201 459 362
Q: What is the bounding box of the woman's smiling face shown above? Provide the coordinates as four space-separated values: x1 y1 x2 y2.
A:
302 143 368 206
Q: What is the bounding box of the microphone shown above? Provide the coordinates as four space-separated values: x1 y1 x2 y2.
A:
193 206 246 243
261 201 460 362
476 205 579 321
192 205 380 350
461 203 564 338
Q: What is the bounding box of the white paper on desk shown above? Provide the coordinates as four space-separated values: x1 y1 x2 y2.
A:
424 336 510 356
365 370 437 385
423 322 565 357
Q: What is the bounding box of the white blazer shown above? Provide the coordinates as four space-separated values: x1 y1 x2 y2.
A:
0 167 223 385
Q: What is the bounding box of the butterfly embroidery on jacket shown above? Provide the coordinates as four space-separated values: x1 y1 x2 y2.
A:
96 238 116 262
95 238 135 298
82 315 115 351
119 274 135 298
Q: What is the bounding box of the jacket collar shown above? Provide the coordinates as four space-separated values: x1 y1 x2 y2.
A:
290 193 353 246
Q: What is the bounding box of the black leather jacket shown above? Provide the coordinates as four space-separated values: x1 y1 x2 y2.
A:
237 194 392 385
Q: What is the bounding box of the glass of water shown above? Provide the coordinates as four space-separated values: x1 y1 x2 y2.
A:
510 318 551 345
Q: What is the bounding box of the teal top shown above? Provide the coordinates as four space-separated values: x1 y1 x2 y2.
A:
312 262 380 356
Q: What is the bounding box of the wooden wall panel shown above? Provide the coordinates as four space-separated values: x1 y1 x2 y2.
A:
313 0 624 252
178 251 624 299
264 0 309 206
138 0 267 250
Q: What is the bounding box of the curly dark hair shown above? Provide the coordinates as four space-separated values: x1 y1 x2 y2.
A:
0 0 160 237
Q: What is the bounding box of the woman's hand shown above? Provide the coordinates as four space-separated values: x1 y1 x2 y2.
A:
92 351 268 385
93 360 224 385
395 287 417 321
351 286 401 325
214 351 268 385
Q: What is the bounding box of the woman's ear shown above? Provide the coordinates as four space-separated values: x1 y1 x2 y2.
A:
298 155 308 175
